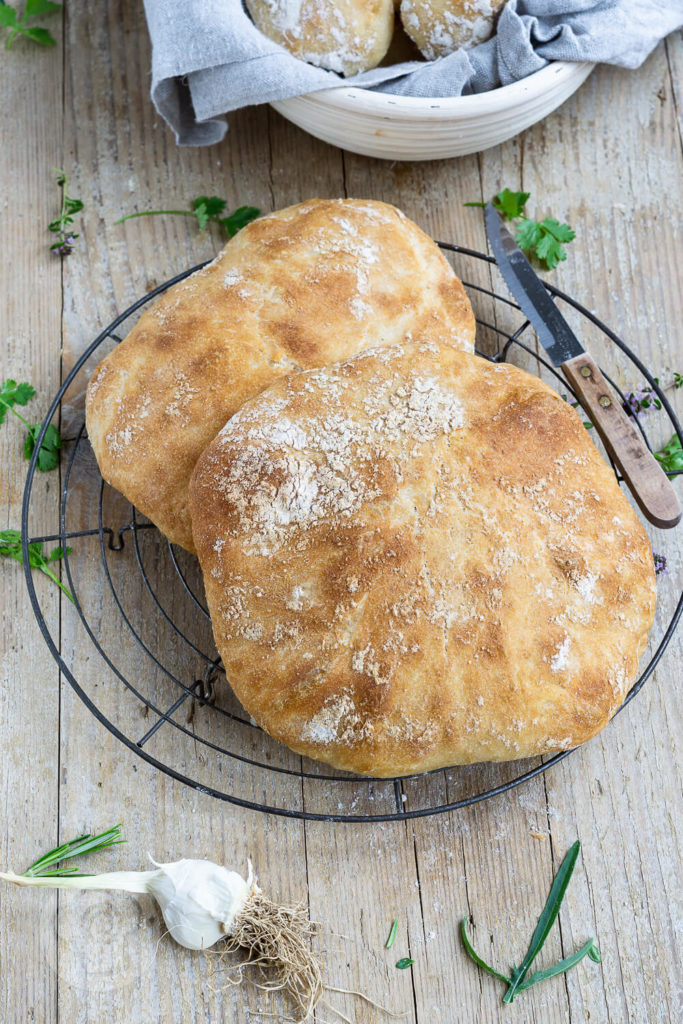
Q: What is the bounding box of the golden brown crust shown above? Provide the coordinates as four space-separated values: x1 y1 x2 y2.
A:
400 0 507 60
85 200 475 552
245 0 395 76
189 341 656 777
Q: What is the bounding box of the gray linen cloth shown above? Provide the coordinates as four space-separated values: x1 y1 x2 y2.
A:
142 1 683 145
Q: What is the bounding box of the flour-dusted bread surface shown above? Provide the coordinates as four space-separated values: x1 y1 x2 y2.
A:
85 199 475 552
245 0 395 76
401 0 506 59
190 341 656 778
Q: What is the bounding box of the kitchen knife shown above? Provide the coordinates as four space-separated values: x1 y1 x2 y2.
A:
485 202 681 530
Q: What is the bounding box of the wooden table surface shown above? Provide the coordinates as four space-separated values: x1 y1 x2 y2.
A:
1 6 681 1023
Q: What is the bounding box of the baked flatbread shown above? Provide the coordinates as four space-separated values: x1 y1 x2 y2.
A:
245 0 395 75
190 340 656 777
86 200 475 551
400 0 507 59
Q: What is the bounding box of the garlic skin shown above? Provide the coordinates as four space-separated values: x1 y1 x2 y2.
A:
0 857 255 952
147 858 254 950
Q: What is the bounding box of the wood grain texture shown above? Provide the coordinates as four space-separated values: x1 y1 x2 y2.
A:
0 4 681 1023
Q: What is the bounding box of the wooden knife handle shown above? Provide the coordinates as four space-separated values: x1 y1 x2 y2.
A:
562 353 681 530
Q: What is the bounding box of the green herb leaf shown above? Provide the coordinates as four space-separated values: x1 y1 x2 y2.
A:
0 379 36 423
24 825 125 878
0 7 19 28
494 188 530 220
514 217 543 252
219 204 261 238
193 195 227 219
50 169 82 255
465 188 575 270
116 197 260 239
460 919 510 983
385 919 399 949
395 958 414 970
518 939 601 992
24 421 62 471
461 841 600 1004
503 841 581 1003
654 434 683 474
516 216 575 270
25 0 62 17
20 24 55 45
0 529 74 602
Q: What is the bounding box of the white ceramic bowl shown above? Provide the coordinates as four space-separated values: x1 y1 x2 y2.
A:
271 60 594 161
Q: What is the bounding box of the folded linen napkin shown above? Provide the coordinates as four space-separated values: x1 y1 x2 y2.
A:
142 0 683 145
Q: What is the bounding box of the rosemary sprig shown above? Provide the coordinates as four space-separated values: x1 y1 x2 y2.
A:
24 825 125 878
385 918 398 949
461 840 601 1003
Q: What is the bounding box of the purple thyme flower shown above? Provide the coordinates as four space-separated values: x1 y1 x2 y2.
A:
653 552 667 576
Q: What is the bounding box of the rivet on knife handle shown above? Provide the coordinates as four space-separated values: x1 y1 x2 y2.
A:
562 353 681 529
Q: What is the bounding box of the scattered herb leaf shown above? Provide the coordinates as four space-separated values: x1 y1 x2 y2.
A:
49 169 83 255
461 841 600 1004
0 377 62 471
115 197 260 239
465 188 530 221
0 378 35 423
24 824 125 878
385 919 398 949
0 529 74 602
465 188 575 270
24 421 62 471
516 216 575 270
0 0 61 49
653 433 683 475
395 958 414 970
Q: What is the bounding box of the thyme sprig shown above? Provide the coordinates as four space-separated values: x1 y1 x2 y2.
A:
49 169 83 255
461 841 601 1003
24 825 125 878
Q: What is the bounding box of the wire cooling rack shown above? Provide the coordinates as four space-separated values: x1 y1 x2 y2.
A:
21 244 683 823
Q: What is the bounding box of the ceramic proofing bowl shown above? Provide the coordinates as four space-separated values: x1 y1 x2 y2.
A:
271 60 595 161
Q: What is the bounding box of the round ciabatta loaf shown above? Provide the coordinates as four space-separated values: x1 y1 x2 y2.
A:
245 0 395 76
86 200 475 552
401 0 507 60
190 341 656 778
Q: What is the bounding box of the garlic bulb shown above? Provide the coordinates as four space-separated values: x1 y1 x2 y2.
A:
145 858 254 949
0 857 254 950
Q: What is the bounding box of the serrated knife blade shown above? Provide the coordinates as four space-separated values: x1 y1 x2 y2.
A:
484 202 680 530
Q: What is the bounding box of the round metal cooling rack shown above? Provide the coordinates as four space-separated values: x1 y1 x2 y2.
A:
21 244 683 823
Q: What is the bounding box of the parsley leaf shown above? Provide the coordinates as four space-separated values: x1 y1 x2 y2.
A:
219 205 262 239
494 188 530 220
116 197 261 239
0 529 74 602
0 379 36 424
1 0 60 48
466 188 576 270
654 434 683 475
0 377 62 471
24 422 62 471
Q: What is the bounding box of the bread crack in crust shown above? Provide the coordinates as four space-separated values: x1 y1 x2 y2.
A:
86 200 475 552
189 341 656 778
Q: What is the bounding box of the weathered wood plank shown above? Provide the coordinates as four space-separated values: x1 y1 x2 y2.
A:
0 14 66 1024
